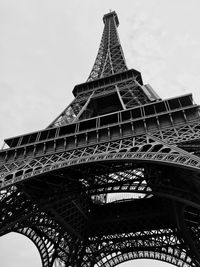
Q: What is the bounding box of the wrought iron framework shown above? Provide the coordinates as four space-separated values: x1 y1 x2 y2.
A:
1 10 200 267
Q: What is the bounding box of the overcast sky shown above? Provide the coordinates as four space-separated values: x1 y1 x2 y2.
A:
0 0 200 266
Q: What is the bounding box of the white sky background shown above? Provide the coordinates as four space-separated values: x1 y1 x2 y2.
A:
0 0 200 266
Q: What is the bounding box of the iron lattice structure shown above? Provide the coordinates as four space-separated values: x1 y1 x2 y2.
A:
1 11 200 267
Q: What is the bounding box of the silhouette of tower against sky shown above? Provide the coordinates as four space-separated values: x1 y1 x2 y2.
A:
1 10 200 267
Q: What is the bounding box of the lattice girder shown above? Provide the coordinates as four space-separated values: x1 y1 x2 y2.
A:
1 94 198 170
16 227 56 267
87 11 127 81
86 166 200 209
1 10 200 267
1 148 200 266
0 187 37 236
2 133 200 194
174 203 200 265
81 228 195 267
0 186 89 266
48 72 149 127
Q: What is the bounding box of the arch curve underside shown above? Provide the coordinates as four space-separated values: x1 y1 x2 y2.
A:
1 151 200 266
16 227 55 267
2 133 200 191
1 227 197 267
96 250 193 267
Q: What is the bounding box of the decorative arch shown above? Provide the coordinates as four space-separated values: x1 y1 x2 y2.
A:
15 227 55 267
96 250 193 267
2 134 200 190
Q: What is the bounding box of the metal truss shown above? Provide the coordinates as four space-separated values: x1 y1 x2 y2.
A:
1 133 200 266
47 75 149 128
83 229 194 267
87 11 127 81
16 227 55 267
47 11 130 127
0 187 56 266
48 91 95 127
1 10 200 267
86 165 200 209
1 160 200 266
2 133 200 191
0 185 89 266
2 93 198 166
47 11 153 128
2 109 200 177
117 79 150 107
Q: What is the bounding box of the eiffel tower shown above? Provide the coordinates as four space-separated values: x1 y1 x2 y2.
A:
1 10 200 267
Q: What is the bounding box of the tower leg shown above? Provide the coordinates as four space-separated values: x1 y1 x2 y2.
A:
174 202 200 266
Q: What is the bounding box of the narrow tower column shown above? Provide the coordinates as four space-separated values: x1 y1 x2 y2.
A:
87 11 128 81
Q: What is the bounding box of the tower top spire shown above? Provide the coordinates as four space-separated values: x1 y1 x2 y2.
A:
103 10 119 26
